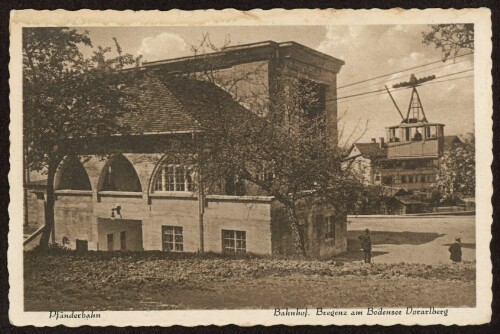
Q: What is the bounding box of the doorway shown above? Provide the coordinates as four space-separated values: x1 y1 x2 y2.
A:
97 218 143 251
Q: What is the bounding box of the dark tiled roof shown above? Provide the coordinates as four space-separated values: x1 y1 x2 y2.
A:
121 74 200 133
354 143 387 158
121 72 251 133
157 73 253 129
443 135 463 150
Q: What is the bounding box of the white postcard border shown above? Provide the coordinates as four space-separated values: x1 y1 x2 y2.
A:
8 8 493 326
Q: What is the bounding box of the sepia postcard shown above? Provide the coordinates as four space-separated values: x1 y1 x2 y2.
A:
8 8 492 326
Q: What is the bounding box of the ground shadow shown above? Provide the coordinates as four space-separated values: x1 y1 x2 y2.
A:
442 243 476 249
347 230 444 251
331 249 389 262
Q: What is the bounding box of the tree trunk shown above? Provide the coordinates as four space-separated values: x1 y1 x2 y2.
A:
285 205 306 257
39 162 57 251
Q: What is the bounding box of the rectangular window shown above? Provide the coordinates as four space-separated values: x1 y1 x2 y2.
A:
325 216 335 241
401 175 407 183
153 166 164 191
175 167 185 191
222 230 246 253
409 176 414 183
186 172 193 191
155 164 194 192
153 175 163 191
389 128 399 142
420 175 426 183
107 233 114 251
167 166 176 191
120 231 127 251
428 126 437 138
162 226 183 251
255 163 274 183
299 79 326 120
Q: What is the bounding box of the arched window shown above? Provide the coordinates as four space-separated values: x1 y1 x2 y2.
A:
152 163 194 192
101 155 142 192
55 156 92 191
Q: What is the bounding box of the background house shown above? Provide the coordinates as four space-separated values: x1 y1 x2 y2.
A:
443 135 463 151
346 138 387 185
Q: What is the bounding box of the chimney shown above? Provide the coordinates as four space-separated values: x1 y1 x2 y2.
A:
379 137 385 148
371 138 376 143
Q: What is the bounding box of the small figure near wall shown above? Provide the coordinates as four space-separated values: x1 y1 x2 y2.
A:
449 238 462 263
359 229 372 264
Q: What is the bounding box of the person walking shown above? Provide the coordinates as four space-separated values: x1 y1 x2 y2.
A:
449 238 462 263
359 228 372 264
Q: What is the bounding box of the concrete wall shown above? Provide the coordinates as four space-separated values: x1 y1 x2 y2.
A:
208 61 270 115
204 197 272 254
278 58 339 147
30 151 347 258
47 153 275 254
271 201 347 258
26 190 45 230
54 193 95 250
387 139 440 158
52 191 273 254
97 218 143 251
147 196 200 251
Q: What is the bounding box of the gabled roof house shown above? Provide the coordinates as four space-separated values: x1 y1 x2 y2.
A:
25 41 348 258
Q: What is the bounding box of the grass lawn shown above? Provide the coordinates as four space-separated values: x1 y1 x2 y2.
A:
24 250 475 311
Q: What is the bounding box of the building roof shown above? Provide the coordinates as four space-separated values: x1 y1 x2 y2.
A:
443 135 463 150
387 121 444 129
352 143 387 159
121 73 253 134
142 40 345 73
394 195 426 205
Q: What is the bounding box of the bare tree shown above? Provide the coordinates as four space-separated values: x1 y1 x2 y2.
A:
422 24 474 60
158 36 366 256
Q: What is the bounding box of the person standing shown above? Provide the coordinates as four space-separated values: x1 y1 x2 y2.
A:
449 238 462 263
359 229 372 263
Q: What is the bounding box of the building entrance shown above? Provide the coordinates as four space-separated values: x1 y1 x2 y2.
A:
97 218 143 251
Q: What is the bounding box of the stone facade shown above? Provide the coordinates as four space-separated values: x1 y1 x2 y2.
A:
38 152 346 257
25 41 347 258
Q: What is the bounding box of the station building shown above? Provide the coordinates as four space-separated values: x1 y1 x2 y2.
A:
25 41 347 258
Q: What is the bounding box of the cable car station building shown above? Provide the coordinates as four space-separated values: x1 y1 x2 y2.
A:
348 74 445 194
25 41 348 258
377 75 445 191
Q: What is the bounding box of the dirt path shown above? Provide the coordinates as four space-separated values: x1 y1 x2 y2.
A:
345 216 475 265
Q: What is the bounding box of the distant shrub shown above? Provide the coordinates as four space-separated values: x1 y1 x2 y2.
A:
26 242 71 255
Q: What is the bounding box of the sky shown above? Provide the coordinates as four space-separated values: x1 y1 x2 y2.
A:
80 25 474 145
